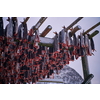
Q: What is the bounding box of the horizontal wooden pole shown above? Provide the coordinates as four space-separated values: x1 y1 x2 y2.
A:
39 37 54 46
40 25 52 37
35 17 48 29
89 30 99 39
38 80 63 83
70 25 81 36
83 22 100 35
65 17 83 31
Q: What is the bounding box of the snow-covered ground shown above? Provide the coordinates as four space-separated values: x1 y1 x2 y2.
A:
36 65 83 84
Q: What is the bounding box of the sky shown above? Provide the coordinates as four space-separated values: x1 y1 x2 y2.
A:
3 17 100 84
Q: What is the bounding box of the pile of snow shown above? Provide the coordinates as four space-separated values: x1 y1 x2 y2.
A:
36 65 83 84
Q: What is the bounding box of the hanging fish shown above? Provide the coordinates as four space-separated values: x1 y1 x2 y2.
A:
80 32 85 47
53 32 60 54
66 30 72 47
84 34 92 56
6 17 13 39
59 29 66 48
16 62 20 73
76 35 80 48
75 48 80 59
17 24 23 40
49 46 54 57
23 23 28 41
0 17 4 37
73 34 77 48
17 21 28 42
80 46 85 57
87 39 92 56
12 17 18 37
34 29 40 49
84 34 89 48
79 35 85 57
28 26 35 36
37 45 42 56
74 35 80 59
69 31 74 47
41 46 46 55
90 37 95 52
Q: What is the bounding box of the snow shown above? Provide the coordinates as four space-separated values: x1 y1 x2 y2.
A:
36 65 83 84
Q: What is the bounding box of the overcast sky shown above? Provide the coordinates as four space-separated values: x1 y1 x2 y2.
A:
3 17 100 84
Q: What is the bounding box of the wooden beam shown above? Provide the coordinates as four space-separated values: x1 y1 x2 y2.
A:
83 22 100 35
82 74 94 84
38 80 63 83
27 34 54 46
89 30 99 39
65 17 83 31
70 25 81 36
40 25 52 37
39 37 54 47
35 17 48 29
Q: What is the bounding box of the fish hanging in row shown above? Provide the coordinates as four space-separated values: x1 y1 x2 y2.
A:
0 18 97 84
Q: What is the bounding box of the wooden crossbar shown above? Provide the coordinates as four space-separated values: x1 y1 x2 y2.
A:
83 22 100 35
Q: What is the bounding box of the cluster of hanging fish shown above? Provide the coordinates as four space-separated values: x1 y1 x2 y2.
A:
57 27 95 61
0 17 95 84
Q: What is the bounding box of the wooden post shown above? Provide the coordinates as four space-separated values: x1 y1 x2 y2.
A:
81 54 91 83
81 30 99 80
81 22 100 84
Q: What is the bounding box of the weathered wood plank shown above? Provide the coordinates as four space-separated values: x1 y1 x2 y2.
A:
40 25 52 37
89 30 99 39
35 17 48 29
82 74 94 84
65 17 83 31
83 22 100 35
70 25 81 36
81 54 91 84
39 37 54 46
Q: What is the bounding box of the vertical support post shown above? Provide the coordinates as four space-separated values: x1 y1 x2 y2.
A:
81 55 91 84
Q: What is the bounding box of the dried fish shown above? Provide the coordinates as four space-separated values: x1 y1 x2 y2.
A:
53 33 60 53
0 17 4 37
12 17 18 37
6 18 13 38
59 29 66 48
87 39 92 56
66 31 71 47
90 37 95 52
84 34 89 48
73 34 77 48
80 32 85 47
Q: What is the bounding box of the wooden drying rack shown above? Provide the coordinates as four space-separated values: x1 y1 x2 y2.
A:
8 17 100 83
